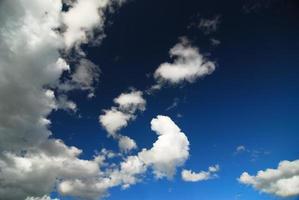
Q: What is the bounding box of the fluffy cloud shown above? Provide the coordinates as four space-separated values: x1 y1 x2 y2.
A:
62 0 121 49
114 90 146 112
0 0 65 152
99 90 146 136
182 164 220 182
118 135 138 152
0 1 198 199
99 90 146 152
99 107 133 136
58 115 190 199
154 37 215 85
0 0 124 199
0 139 100 200
239 159 299 197
139 115 190 178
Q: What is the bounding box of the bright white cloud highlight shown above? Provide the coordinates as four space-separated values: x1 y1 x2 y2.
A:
182 164 220 182
58 115 190 199
154 37 215 85
99 107 132 136
239 159 299 197
62 0 113 49
99 90 146 136
0 0 207 200
114 90 146 112
139 115 190 178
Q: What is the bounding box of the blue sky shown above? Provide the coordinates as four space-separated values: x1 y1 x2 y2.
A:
0 0 299 200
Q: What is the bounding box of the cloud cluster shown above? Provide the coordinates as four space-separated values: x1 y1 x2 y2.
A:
58 115 190 199
0 0 215 199
154 37 215 85
182 164 220 182
239 159 299 197
99 90 146 152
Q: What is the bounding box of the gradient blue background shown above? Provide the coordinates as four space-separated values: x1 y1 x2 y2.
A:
50 0 299 199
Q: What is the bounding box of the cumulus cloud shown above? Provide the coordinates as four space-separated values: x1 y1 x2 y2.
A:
114 90 146 113
154 37 215 85
182 164 220 182
0 0 65 152
0 1 203 199
58 115 189 199
0 0 125 199
99 90 146 152
99 107 134 136
139 115 190 178
239 159 299 197
99 90 146 136
0 139 100 200
62 0 121 49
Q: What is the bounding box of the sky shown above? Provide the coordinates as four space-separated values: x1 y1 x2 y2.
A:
0 0 299 200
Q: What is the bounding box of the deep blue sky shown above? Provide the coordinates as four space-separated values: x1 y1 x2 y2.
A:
50 0 299 199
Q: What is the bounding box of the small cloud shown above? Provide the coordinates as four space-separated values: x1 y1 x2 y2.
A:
182 164 220 182
166 98 180 111
176 113 183 118
198 15 221 35
210 38 221 46
235 145 246 154
234 145 270 162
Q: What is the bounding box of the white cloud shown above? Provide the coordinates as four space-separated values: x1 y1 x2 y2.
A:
0 0 65 152
99 107 133 136
114 90 146 112
139 115 190 178
58 115 190 199
0 139 100 200
239 159 299 197
99 90 146 152
0 0 125 199
118 136 137 152
182 164 220 182
0 1 205 200
25 196 59 200
62 0 110 49
99 90 146 136
154 37 215 85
